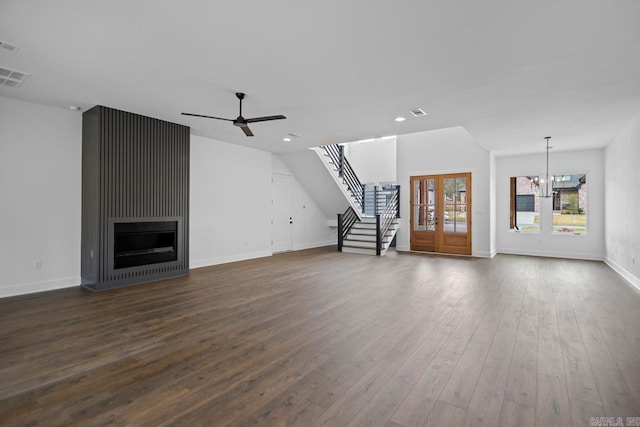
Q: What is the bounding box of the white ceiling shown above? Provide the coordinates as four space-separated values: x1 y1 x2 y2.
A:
1 1 639 155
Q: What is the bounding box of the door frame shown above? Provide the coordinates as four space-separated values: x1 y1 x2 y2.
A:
409 171 472 255
271 173 294 253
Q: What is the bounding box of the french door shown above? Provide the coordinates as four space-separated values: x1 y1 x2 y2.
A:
410 172 472 255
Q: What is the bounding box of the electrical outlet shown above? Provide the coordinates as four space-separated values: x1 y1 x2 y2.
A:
633 256 636 265
34 260 42 270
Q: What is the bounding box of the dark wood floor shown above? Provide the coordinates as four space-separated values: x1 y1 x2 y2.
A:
1 247 639 426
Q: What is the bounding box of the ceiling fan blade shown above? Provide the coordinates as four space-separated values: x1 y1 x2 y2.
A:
181 113 233 121
241 126 254 137
246 115 287 123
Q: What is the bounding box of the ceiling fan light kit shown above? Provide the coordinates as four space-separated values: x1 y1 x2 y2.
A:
182 92 286 137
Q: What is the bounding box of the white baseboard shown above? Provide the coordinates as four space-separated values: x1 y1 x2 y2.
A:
191 242 336 270
604 256 640 292
473 250 495 258
190 250 272 269
293 240 336 251
394 246 495 258
1 244 336 298
497 248 604 261
0 276 80 299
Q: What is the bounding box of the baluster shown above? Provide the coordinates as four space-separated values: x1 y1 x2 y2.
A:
337 212 343 251
376 214 381 256
374 186 379 216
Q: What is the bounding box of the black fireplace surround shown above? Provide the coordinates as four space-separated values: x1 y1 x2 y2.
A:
81 106 189 291
114 221 178 269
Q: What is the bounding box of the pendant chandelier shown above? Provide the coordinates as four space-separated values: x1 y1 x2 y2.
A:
540 136 553 198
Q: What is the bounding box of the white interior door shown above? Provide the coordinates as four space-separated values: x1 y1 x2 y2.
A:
272 174 293 253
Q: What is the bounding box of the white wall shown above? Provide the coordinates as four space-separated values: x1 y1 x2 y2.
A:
605 112 640 289
343 137 397 184
495 149 605 260
0 97 82 297
189 135 272 267
396 127 492 257
279 150 349 218
190 144 336 269
272 155 336 250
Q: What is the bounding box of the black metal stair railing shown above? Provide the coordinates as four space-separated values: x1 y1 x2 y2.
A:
364 184 398 216
322 144 364 212
337 206 358 252
376 185 400 255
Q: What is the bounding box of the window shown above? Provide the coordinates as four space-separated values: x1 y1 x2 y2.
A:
552 173 587 234
509 176 540 232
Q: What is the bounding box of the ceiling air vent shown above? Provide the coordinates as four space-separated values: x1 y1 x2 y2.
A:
0 41 20 52
0 66 30 87
409 108 427 117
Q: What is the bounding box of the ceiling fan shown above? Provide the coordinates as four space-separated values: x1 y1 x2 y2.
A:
182 92 286 137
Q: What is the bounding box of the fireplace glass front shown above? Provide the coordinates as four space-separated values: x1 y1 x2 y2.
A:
114 221 178 269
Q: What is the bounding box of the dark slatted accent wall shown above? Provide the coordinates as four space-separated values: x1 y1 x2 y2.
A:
82 106 189 291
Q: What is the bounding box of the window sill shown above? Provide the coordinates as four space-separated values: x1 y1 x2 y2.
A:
551 232 588 236
509 229 540 234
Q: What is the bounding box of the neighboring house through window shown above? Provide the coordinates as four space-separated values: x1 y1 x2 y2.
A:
510 176 540 232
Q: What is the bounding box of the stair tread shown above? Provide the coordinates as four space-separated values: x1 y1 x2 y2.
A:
343 241 377 248
342 247 377 255
348 237 394 242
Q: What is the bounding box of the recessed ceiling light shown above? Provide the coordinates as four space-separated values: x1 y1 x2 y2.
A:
395 116 406 122
283 133 300 142
68 105 81 111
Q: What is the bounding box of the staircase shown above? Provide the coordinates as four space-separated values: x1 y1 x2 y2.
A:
342 216 399 255
313 144 400 256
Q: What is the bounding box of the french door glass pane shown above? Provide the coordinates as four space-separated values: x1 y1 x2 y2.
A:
426 179 435 230
443 177 468 233
413 179 435 231
414 205 426 230
414 180 425 230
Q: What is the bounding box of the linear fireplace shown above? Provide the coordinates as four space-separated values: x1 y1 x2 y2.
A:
81 106 189 291
101 217 185 287
114 221 178 269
